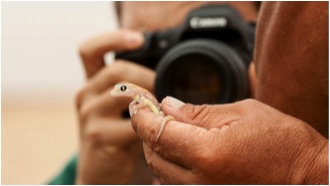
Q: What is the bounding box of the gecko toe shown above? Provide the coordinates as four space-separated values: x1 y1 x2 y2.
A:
129 100 138 117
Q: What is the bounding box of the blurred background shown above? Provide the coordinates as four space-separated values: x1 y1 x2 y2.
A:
2 2 117 184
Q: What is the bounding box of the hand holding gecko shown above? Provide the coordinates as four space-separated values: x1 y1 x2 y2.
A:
111 83 174 141
130 98 327 184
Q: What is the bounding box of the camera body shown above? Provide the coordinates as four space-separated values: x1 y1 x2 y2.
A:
116 4 255 104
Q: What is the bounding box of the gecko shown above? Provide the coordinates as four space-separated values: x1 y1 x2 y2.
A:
110 83 174 141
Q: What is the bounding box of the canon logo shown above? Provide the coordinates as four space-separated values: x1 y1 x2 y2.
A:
190 17 227 29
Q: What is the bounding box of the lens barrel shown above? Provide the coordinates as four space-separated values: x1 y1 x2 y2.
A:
155 39 249 104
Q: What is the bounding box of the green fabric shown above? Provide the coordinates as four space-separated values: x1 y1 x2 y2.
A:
48 154 78 185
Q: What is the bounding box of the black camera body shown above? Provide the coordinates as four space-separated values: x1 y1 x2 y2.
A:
116 4 255 104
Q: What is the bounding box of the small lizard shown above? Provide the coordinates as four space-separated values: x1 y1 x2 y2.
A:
110 83 174 141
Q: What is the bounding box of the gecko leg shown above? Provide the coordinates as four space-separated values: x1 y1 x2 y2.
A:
129 99 147 117
129 100 139 117
155 115 175 141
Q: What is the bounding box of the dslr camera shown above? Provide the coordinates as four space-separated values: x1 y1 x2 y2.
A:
116 4 255 104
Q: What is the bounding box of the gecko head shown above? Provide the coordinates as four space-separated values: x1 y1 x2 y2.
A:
110 83 134 97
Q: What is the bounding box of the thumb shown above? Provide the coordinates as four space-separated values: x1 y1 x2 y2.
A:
160 97 213 127
79 29 144 79
161 96 239 129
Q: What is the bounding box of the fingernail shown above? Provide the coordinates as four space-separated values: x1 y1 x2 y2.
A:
125 32 143 45
165 96 184 109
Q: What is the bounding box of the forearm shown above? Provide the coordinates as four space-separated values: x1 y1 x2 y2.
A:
254 2 328 136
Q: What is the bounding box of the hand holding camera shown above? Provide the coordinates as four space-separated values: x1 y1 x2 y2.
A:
76 30 155 184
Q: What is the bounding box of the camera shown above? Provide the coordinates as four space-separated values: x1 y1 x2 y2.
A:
116 4 255 104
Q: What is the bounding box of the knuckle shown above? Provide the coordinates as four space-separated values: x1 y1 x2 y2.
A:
79 103 96 124
75 86 90 110
236 98 261 114
78 42 92 59
194 147 213 168
78 38 102 61
144 124 158 145
183 104 210 123
194 148 222 174
111 60 128 73
133 112 159 147
241 98 257 106
104 61 128 80
192 137 226 174
85 124 103 142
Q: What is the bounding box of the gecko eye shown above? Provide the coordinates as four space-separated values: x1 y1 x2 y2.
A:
120 85 127 92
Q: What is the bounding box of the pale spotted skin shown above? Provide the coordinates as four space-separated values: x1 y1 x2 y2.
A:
110 83 174 141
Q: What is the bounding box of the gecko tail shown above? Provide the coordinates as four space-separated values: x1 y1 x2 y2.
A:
155 115 175 141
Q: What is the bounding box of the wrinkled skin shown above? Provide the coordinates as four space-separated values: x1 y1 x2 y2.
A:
131 98 328 184
130 1 328 184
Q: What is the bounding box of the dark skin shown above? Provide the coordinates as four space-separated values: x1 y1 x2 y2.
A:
132 98 328 184
255 2 328 138
130 1 328 184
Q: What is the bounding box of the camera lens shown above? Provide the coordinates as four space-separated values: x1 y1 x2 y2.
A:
170 54 222 104
155 39 249 104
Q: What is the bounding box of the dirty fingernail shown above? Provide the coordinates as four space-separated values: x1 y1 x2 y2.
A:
165 96 184 109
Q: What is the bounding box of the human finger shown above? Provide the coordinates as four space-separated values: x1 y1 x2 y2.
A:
85 117 139 147
79 30 144 79
143 143 194 184
78 86 132 119
161 96 242 129
82 60 155 98
89 60 155 94
131 107 208 169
